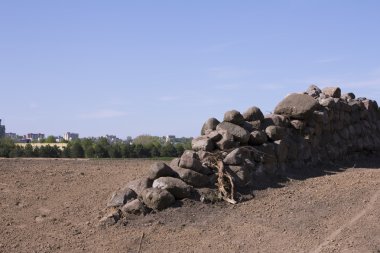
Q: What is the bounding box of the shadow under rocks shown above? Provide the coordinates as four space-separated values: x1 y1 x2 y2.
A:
253 151 380 191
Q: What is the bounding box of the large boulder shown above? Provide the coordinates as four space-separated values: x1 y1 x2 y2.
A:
322 87 341 98
191 136 215 152
223 147 256 165
170 164 210 188
216 131 240 150
216 122 250 144
306 85 322 98
148 162 177 180
227 165 253 188
201 118 220 135
141 188 175 211
274 93 319 119
265 126 286 141
107 187 137 208
242 106 264 121
179 150 211 175
249 131 268 146
126 177 152 196
223 110 245 126
153 177 192 199
121 199 147 216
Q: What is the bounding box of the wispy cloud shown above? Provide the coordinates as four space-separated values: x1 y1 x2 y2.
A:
79 109 128 119
208 67 253 79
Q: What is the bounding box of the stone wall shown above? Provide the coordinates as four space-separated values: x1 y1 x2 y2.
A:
100 86 380 225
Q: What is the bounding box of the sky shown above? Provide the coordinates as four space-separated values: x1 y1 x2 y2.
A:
1 1 380 138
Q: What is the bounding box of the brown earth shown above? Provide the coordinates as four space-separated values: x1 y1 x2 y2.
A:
0 157 379 253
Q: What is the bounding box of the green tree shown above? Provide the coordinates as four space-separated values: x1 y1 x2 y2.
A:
0 138 15 157
45 136 57 143
70 141 84 158
160 142 177 157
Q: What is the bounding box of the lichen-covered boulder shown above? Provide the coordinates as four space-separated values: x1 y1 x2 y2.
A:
274 93 319 119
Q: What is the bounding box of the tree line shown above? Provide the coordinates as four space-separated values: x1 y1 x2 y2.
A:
0 136 192 159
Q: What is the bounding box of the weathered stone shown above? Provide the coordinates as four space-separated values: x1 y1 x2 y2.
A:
249 131 268 146
341 93 355 100
153 177 192 199
322 87 341 98
196 188 220 203
201 118 220 135
306 85 322 98
216 122 250 144
262 114 290 128
216 131 240 150
99 210 120 227
179 151 211 175
191 136 215 152
170 164 210 188
227 165 253 187
313 110 329 124
274 140 288 163
223 110 245 126
319 97 335 107
141 188 175 211
290 120 306 130
121 199 147 216
255 143 277 164
126 177 152 196
207 130 222 142
274 93 319 119
249 120 262 131
265 126 286 141
107 187 137 208
223 147 255 165
148 162 177 180
242 106 264 121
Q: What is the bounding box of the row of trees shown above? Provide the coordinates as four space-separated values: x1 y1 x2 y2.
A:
0 136 192 159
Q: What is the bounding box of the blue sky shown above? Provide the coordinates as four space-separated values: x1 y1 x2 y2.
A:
1 1 380 138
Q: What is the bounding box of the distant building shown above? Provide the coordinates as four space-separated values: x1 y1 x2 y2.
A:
25 133 45 142
55 136 64 143
165 135 176 143
5 132 18 140
0 119 5 138
63 132 79 141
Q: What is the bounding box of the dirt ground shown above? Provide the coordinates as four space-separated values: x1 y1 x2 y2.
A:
0 157 379 253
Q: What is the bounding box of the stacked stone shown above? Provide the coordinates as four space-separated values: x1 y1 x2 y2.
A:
101 85 380 224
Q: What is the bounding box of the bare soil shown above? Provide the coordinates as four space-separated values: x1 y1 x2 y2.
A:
0 157 379 253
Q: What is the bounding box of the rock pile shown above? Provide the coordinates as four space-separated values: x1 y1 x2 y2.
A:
100 85 380 225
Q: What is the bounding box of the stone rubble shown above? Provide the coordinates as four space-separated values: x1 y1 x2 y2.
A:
100 85 380 225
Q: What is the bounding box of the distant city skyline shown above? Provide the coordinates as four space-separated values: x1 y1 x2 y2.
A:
1 1 380 137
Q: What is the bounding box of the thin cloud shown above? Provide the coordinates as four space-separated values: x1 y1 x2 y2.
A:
79 109 128 119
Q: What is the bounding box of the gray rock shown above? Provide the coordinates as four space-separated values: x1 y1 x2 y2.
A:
274 93 319 119
99 210 120 227
223 147 255 165
216 122 250 144
207 131 222 142
141 188 175 211
153 177 192 199
107 187 137 208
223 110 245 126
121 199 147 215
196 188 220 203
306 85 322 98
262 114 290 128
249 131 268 146
255 143 277 164
191 136 215 152
322 87 341 98
216 131 240 150
179 151 211 175
126 177 152 196
274 140 288 163
341 92 355 100
148 162 177 180
227 165 253 187
249 120 262 131
319 97 335 107
201 118 220 135
265 126 286 141
170 164 210 188
290 120 306 130
242 106 264 121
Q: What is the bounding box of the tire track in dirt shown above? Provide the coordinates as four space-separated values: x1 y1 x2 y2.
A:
310 188 380 253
